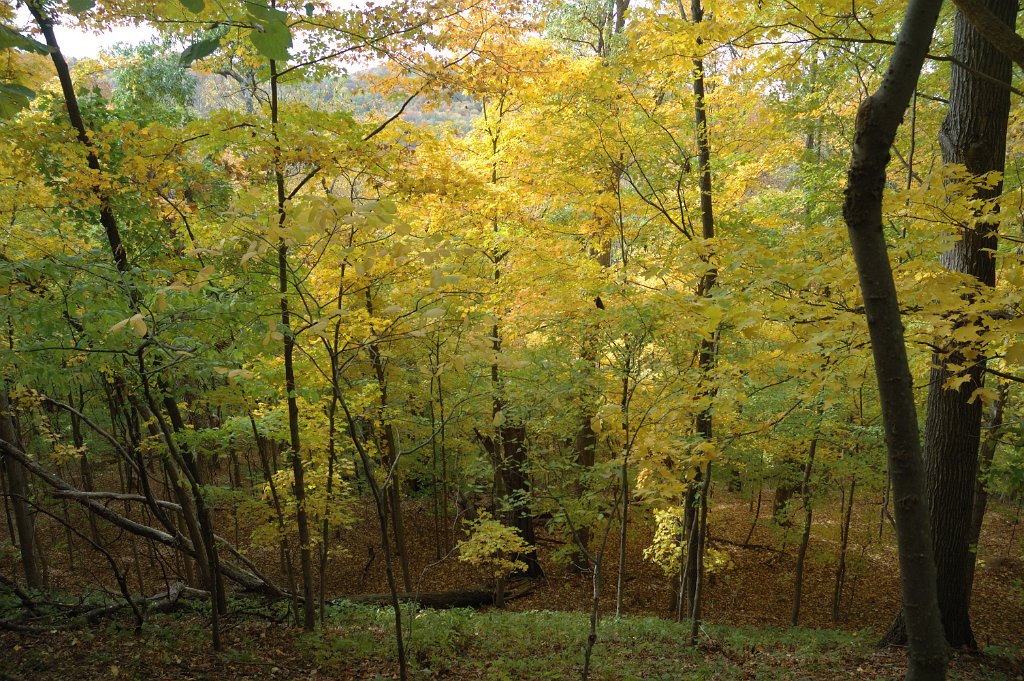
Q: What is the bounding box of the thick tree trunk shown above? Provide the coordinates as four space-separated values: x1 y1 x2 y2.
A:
841 0 949 675
886 0 1015 651
926 0 1014 649
476 425 542 577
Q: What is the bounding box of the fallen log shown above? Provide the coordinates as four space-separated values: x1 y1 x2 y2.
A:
1 583 210 633
337 584 534 610
81 582 208 623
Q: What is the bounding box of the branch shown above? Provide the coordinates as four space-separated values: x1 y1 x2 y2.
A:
952 0 1024 70
362 89 423 142
0 438 284 596
51 489 181 511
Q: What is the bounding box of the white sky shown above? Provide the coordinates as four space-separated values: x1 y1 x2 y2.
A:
12 5 158 58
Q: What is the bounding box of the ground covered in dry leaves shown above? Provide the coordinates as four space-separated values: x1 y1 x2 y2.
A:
2 491 1022 679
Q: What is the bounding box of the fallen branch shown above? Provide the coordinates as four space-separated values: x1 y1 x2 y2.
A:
52 490 182 512
0 437 285 597
81 582 207 623
336 584 534 610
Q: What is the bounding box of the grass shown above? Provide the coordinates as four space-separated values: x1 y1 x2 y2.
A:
315 602 882 680
2 599 1020 680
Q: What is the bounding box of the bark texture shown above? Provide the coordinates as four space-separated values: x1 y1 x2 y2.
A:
917 0 1014 650
841 0 948 675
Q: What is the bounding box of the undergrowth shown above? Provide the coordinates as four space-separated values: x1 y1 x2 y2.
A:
3 598 1021 680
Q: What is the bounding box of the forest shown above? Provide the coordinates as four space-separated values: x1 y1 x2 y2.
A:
1 0 1023 679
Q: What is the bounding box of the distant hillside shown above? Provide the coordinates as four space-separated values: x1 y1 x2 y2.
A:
195 66 481 133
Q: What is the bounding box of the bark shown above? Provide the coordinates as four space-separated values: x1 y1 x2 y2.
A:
480 94 541 579
744 480 763 546
791 438 816 626
475 426 542 577
338 396 408 681
928 0 1014 649
841 0 949 674
967 382 1006 592
681 476 700 616
832 477 856 622
688 462 711 647
271 59 316 632
365 313 412 593
685 0 717 625
772 466 800 527
886 0 1015 650
952 0 1024 69
0 437 283 596
0 387 43 588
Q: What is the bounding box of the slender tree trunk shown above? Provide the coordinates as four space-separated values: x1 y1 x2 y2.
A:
967 382 1006 592
744 480 763 546
615 372 630 617
269 59 317 632
832 476 856 622
481 101 541 578
791 438 817 626
682 476 700 612
841 0 949 674
338 397 408 681
685 0 718 621
0 385 43 588
250 418 301 625
689 462 711 646
365 289 413 593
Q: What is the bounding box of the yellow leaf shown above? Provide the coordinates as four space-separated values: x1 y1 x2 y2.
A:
943 374 972 391
968 387 997 405
190 264 215 294
1005 342 1024 365
129 314 147 337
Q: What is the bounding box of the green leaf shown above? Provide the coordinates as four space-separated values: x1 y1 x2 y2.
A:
0 82 36 119
0 25 53 54
179 0 205 13
179 36 221 67
304 2 314 16
248 13 291 62
67 0 96 13
245 1 287 23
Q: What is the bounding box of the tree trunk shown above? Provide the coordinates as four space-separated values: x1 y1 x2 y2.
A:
791 438 816 626
918 0 1015 650
967 382 1006 592
271 59 316 631
841 0 949 675
832 476 856 622
0 386 43 589
689 462 711 646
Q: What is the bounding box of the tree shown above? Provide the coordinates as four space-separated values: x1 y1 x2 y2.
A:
911 0 1016 650
841 0 950 677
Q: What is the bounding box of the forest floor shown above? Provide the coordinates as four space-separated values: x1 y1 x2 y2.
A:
2 490 1023 679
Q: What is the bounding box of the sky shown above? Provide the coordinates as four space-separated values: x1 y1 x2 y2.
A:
13 7 160 59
